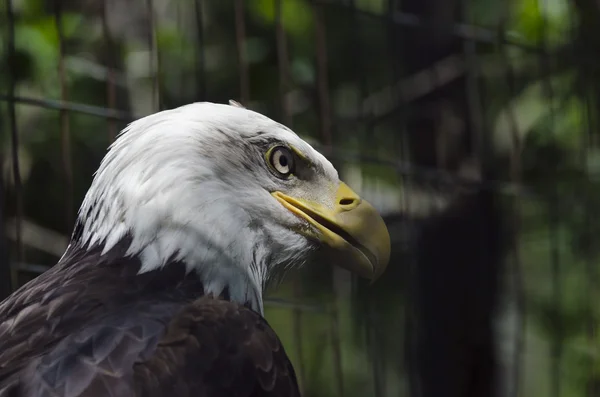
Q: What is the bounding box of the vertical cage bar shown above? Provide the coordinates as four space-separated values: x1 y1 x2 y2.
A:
147 0 160 111
549 156 562 397
312 3 344 397
362 3 390 395
583 64 599 397
312 2 332 148
538 1 563 393
291 282 306 395
462 33 483 167
177 0 185 99
194 0 206 101
497 25 526 397
53 0 74 231
539 8 562 396
350 0 368 101
275 0 292 126
234 0 249 103
574 9 599 394
329 305 345 397
7 0 23 274
274 1 306 393
0 159 10 299
366 307 384 397
3 0 21 296
401 129 419 397
102 0 117 144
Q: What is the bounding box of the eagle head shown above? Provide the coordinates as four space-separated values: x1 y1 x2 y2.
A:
74 102 390 313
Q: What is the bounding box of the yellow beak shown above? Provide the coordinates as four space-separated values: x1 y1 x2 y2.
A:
272 182 390 281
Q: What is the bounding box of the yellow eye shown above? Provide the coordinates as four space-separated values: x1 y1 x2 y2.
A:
267 146 295 178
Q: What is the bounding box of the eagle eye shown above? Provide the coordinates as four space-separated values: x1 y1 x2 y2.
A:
267 146 295 178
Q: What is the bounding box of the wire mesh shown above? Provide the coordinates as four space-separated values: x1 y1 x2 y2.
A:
0 0 595 396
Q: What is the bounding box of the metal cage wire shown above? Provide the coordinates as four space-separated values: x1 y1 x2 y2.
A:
0 0 587 396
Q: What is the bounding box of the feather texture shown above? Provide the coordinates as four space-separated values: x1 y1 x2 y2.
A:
0 241 300 397
71 102 337 314
0 101 347 396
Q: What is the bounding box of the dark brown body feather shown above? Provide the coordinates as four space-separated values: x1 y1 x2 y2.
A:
0 240 300 397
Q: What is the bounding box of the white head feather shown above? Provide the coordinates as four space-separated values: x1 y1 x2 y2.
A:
74 102 339 313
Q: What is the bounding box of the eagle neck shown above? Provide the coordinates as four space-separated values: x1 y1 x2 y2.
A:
65 234 266 315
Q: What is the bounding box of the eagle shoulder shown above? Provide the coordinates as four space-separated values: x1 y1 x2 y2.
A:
3 293 299 397
0 241 300 397
134 297 300 397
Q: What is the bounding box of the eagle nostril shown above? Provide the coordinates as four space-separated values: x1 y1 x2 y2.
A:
339 198 357 207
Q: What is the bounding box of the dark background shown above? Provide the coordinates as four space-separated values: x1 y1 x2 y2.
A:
2 0 600 396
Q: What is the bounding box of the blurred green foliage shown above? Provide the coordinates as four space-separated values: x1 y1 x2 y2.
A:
2 0 600 396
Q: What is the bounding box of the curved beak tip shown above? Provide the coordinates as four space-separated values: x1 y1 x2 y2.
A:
272 182 391 283
324 193 391 283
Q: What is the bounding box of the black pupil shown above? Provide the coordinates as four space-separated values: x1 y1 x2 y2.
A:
279 153 288 167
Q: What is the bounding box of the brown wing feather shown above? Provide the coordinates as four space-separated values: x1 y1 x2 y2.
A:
0 243 300 397
16 297 299 397
134 297 300 397
0 240 197 393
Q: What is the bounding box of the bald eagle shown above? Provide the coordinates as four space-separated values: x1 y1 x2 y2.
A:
0 102 390 397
